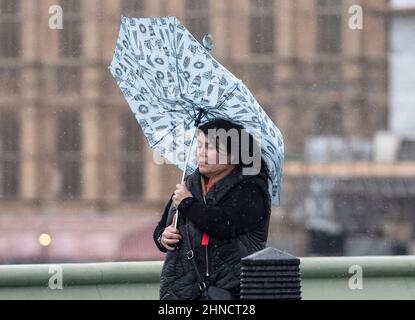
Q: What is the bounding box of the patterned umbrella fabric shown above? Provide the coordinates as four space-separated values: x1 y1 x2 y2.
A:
109 16 284 207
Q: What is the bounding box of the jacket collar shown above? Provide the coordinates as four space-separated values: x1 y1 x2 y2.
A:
185 167 268 206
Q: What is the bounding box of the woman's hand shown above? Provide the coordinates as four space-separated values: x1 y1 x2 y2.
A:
172 183 193 208
160 214 182 251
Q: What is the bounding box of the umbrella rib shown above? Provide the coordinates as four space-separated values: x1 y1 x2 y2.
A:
171 19 201 119
150 117 195 149
179 90 200 119
156 101 197 118
204 108 234 123
173 18 184 98
214 82 240 110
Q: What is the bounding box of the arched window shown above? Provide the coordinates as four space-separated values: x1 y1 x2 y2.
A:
122 0 145 17
57 110 82 199
315 103 343 135
316 0 342 53
59 0 82 58
57 0 82 94
250 0 275 54
185 0 210 42
120 112 144 200
0 0 21 57
0 111 20 198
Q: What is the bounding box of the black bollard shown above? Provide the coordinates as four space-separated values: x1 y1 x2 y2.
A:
240 247 302 300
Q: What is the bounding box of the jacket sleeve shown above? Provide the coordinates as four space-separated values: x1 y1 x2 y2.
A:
177 182 267 240
153 195 174 253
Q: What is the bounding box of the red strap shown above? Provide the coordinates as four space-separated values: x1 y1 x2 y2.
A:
206 179 215 191
201 178 214 246
201 233 210 246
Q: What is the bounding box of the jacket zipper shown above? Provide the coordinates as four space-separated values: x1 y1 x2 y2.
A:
203 195 209 278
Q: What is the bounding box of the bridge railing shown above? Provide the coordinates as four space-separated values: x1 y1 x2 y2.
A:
0 255 414 299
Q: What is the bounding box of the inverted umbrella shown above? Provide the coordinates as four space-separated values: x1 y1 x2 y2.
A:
109 16 284 225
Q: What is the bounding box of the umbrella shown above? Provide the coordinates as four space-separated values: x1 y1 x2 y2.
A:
109 16 284 225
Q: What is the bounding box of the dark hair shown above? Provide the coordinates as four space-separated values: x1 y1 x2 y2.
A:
198 118 270 181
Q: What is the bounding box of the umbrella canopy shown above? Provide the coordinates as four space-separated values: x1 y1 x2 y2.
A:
109 16 284 207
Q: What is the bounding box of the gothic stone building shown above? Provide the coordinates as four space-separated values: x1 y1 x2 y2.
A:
0 0 396 262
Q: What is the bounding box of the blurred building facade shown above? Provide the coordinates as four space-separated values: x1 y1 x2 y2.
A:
1 0 414 262
389 0 415 137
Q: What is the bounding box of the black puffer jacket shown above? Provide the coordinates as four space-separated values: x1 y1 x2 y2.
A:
153 167 271 300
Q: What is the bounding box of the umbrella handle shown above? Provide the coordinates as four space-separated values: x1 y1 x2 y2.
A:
174 108 205 229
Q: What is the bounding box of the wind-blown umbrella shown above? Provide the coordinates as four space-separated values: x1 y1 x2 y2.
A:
109 16 284 215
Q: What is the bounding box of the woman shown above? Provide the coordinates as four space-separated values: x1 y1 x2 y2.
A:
153 119 272 300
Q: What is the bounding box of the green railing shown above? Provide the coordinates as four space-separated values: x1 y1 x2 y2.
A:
0 256 414 300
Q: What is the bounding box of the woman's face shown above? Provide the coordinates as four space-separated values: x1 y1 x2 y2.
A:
196 131 233 177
